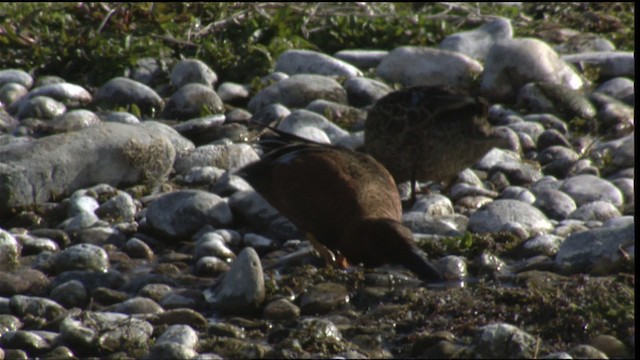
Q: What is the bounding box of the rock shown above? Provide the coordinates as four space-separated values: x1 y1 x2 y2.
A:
468 199 553 237
559 174 624 207
562 51 634 80
474 323 537 359
52 243 110 274
248 74 347 112
0 122 176 216
439 17 513 61
146 190 233 239
161 83 224 121
333 49 388 69
16 95 66 120
481 38 584 103
204 247 265 314
376 46 483 89
48 109 102 134
93 77 164 116
0 69 33 89
227 190 300 241
555 223 634 274
300 282 350 315
174 143 259 174
275 49 363 77
343 77 392 108
170 58 218 88
277 109 349 143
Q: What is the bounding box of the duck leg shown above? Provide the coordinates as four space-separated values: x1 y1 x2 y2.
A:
307 233 349 269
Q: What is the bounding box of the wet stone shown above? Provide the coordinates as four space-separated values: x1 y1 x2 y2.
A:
52 243 109 274
568 201 622 222
107 296 164 315
263 298 301 321
299 282 350 315
474 323 537 359
48 280 87 308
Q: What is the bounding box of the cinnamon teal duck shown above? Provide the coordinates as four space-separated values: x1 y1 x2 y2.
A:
236 128 443 282
364 85 508 203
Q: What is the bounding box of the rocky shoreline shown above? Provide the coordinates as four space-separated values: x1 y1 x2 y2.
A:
0 12 635 360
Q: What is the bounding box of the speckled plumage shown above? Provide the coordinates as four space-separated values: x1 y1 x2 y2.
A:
364 85 507 199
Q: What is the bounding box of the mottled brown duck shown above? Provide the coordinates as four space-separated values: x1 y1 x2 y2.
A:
364 85 508 202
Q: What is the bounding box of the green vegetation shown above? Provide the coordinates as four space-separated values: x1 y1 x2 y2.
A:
0 3 634 87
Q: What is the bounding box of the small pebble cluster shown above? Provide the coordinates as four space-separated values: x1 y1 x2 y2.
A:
0 12 634 360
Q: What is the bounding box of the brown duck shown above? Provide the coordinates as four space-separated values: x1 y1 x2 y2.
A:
236 128 443 282
364 85 508 202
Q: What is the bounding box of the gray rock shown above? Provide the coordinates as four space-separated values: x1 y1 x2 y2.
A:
277 109 349 143
562 51 634 80
410 193 454 216
333 49 388 69
481 38 584 103
251 103 291 126
16 95 66 120
439 17 513 61
559 174 624 207
138 120 195 157
49 280 87 308
48 109 101 134
9 295 66 321
130 57 169 87
300 282 350 315
591 133 634 170
53 243 109 273
146 190 233 239
0 122 176 216
155 324 198 348
532 188 577 220
522 234 564 257
162 83 224 121
0 69 33 89
0 83 28 107
60 311 153 352
217 82 250 103
93 77 164 116
567 344 609 359
97 110 141 124
193 232 236 262
402 212 466 236
0 229 21 267
242 233 276 251
468 199 553 236
474 323 537 359
516 82 596 121
174 143 259 174
554 33 616 54
16 82 92 108
123 237 154 260
13 233 59 255
343 77 392 108
275 49 363 77
595 77 634 104
500 186 536 204
263 298 300 321
248 74 347 112
522 114 569 134
0 330 53 354
171 58 218 88
0 268 49 297
146 342 197 360
205 247 265 314
568 200 622 222
108 296 164 315
95 190 137 222
555 223 634 274
376 46 483 89
227 190 299 241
